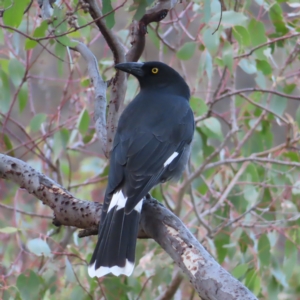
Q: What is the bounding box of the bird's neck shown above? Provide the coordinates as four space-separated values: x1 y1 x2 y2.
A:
140 83 190 100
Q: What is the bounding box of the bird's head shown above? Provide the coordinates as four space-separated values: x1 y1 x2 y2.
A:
115 61 190 99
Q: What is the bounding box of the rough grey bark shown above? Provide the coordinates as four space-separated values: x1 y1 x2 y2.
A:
72 41 108 156
0 153 257 300
141 198 258 300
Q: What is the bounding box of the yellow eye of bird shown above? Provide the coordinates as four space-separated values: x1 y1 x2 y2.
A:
151 67 159 74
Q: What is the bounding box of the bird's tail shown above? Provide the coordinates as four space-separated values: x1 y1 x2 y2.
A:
88 191 142 277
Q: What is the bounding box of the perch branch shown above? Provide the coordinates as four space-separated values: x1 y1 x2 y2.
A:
0 153 257 300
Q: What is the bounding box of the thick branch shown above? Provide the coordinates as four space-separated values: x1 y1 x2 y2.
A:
0 153 101 231
84 0 127 155
72 41 108 156
0 153 257 299
141 198 257 300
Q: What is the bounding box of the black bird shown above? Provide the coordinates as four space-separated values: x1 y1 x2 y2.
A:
88 61 195 277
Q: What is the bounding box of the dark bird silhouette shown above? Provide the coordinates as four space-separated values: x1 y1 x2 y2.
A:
88 61 195 277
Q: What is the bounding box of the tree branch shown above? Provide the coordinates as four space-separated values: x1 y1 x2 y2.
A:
71 41 108 156
155 270 183 300
0 153 257 299
141 198 257 300
84 0 127 155
0 153 101 231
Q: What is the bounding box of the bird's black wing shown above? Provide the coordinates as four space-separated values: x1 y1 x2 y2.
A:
110 99 194 213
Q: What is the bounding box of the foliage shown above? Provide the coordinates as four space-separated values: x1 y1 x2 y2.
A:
1 0 300 299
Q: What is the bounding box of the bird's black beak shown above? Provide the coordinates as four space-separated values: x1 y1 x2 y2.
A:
115 62 144 77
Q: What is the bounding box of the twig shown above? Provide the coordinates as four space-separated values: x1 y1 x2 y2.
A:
176 129 237 213
203 156 300 171
238 93 288 124
155 270 183 300
200 162 250 218
0 203 52 219
234 32 300 59
188 186 212 235
215 87 300 102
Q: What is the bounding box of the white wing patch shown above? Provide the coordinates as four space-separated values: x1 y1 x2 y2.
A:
134 199 143 212
108 190 128 212
163 152 179 167
88 259 134 278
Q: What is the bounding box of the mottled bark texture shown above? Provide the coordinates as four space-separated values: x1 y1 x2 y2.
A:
0 153 257 300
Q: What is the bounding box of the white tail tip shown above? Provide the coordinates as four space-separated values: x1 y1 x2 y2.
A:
88 259 135 278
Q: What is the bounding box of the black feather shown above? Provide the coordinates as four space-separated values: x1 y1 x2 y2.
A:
88 61 195 278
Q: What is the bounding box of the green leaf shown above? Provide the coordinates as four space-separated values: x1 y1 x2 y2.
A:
77 109 90 135
210 11 248 28
147 26 160 49
56 36 77 47
283 239 297 281
203 0 211 23
0 226 19 233
270 88 287 116
204 51 213 80
27 238 51 257
102 277 133 300
203 27 220 54
70 286 87 300
232 264 248 279
103 0 115 29
53 128 70 160
296 105 300 128
239 230 253 253
83 128 95 144
0 58 9 73
29 114 47 132
18 83 28 113
222 41 233 72
177 42 196 60
16 271 42 300
269 3 288 36
25 21 48 50
0 27 4 45
8 59 25 86
55 42 66 76
0 69 10 113
214 231 230 263
200 117 223 140
80 78 90 88
245 268 261 296
65 257 76 283
248 19 267 60
256 59 272 76
239 58 257 74
244 185 259 206
3 0 29 28
233 26 250 47
3 134 15 156
292 180 300 195
258 234 270 267
131 0 155 20
244 163 259 182
190 97 208 116
283 83 296 94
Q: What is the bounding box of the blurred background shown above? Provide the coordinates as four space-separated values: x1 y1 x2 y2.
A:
1 0 300 299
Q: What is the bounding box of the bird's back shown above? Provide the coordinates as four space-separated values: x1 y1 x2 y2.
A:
88 61 194 278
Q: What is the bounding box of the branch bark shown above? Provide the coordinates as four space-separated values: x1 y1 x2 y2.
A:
84 0 127 155
0 153 257 300
71 41 108 156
